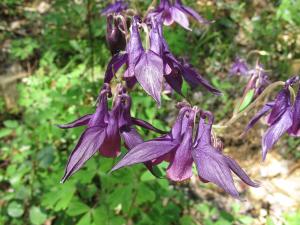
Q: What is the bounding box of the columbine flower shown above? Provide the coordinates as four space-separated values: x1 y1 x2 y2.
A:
106 15 126 55
244 76 300 160
101 0 128 16
111 105 258 198
58 84 165 182
148 0 211 30
229 58 249 76
246 64 269 97
104 17 220 104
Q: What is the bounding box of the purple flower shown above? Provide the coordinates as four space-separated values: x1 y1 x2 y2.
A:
58 84 166 182
111 105 258 198
246 64 269 97
101 0 128 16
104 17 220 103
244 76 300 160
229 58 249 76
148 0 211 30
106 15 126 55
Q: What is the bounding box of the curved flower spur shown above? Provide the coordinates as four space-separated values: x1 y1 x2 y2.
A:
58 84 166 183
244 76 300 160
111 104 258 198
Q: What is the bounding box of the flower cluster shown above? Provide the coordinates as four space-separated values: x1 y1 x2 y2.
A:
59 84 166 182
58 0 299 198
245 76 300 160
111 104 258 198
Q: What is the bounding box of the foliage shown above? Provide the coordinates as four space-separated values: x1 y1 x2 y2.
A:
1 0 300 224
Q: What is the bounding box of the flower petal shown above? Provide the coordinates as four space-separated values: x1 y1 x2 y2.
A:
135 51 164 105
61 127 106 183
111 139 178 172
193 146 240 198
179 5 211 25
127 17 144 77
288 86 300 137
225 156 259 187
244 102 274 133
131 117 167 134
104 53 127 83
267 88 291 125
58 114 92 129
99 97 122 158
166 124 193 181
171 7 191 30
121 127 143 150
262 107 293 160
181 61 222 95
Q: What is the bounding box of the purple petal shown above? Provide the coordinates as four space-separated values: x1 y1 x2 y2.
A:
111 139 178 172
193 143 240 198
101 1 128 16
127 17 144 77
225 156 259 187
58 114 92 129
268 88 291 125
229 58 249 76
134 51 164 105
288 86 300 137
131 117 167 134
181 61 221 95
99 97 122 158
171 107 190 140
61 127 106 183
166 124 193 181
121 127 143 150
171 7 191 30
193 122 257 198
164 69 183 95
179 5 212 25
149 18 163 55
88 89 109 127
244 102 274 133
104 53 127 83
262 107 293 160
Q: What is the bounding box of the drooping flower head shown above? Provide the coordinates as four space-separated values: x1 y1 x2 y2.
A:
58 84 166 182
101 0 128 16
147 0 211 30
229 58 249 77
112 103 258 198
106 14 127 55
104 16 221 104
244 76 300 160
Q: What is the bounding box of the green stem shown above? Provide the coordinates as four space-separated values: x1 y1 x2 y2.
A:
213 81 285 130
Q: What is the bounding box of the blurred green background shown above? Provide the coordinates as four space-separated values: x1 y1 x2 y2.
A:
1 0 300 224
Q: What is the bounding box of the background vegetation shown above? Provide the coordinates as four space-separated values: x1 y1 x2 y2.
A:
1 0 300 224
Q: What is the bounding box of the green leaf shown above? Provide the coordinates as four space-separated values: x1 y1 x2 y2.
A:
180 215 195 225
92 206 108 225
3 120 18 128
66 200 90 216
0 128 13 138
140 171 156 182
7 201 24 218
77 212 92 225
29 207 47 225
136 184 156 205
239 89 255 112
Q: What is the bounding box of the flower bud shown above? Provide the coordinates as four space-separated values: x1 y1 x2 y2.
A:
106 15 126 55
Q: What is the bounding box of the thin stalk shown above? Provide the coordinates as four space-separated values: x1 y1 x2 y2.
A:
213 81 285 130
